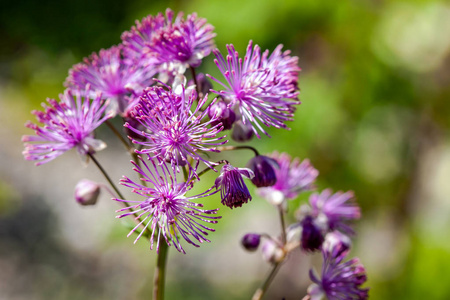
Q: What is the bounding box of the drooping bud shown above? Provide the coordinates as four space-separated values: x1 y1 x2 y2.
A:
208 100 236 130
231 120 254 142
214 164 254 209
246 155 278 187
74 179 101 206
241 233 261 251
300 216 324 252
261 239 285 264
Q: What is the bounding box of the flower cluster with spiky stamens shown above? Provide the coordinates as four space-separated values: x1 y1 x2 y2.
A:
307 232 369 300
121 8 215 74
65 45 157 116
22 88 111 165
115 156 221 254
125 83 227 171
208 41 300 138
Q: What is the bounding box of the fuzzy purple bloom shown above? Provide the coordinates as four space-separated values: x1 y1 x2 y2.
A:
115 156 221 254
22 88 111 165
215 164 254 209
121 9 215 74
257 152 318 206
308 233 368 300
65 45 156 115
125 83 227 171
208 41 300 138
309 189 361 235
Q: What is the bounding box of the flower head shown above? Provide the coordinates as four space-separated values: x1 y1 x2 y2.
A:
214 163 254 209
115 156 221 254
65 45 157 115
125 82 227 171
122 9 215 74
208 41 300 138
257 152 318 206
307 233 368 300
22 88 111 165
309 189 361 234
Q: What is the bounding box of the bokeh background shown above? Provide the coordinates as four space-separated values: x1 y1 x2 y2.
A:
1 0 450 299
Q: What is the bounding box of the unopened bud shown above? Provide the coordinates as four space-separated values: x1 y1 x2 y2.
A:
74 179 100 206
261 239 285 263
246 155 278 187
231 120 254 142
241 233 261 251
208 100 236 130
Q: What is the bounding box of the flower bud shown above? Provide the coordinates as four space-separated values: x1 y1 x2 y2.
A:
208 100 236 130
241 233 261 251
261 239 285 263
300 216 324 252
188 73 213 97
246 155 278 187
74 179 101 206
231 120 254 142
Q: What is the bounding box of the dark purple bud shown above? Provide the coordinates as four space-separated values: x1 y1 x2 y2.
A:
188 73 213 97
74 179 100 206
241 233 261 251
300 216 324 252
322 231 352 259
208 100 236 130
231 120 254 142
246 155 278 187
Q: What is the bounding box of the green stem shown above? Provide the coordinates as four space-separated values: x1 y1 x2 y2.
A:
153 239 169 300
251 262 282 300
278 207 287 245
105 120 132 152
190 66 200 98
217 145 260 156
88 153 125 200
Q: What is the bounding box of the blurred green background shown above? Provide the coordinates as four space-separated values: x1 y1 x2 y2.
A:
1 0 450 299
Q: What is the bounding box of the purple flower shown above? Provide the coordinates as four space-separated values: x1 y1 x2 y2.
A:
307 233 368 300
125 83 227 171
22 88 111 165
214 164 254 209
257 152 318 206
207 41 300 138
121 9 215 73
65 45 157 115
309 189 361 234
115 156 221 254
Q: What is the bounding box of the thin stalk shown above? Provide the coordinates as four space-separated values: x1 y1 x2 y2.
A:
190 66 200 98
217 145 260 156
153 239 169 300
278 207 287 245
88 153 124 200
105 120 132 152
251 262 282 300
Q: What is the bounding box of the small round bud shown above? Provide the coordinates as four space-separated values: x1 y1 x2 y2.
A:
246 155 278 187
322 231 352 258
74 179 101 206
208 100 236 130
188 73 213 97
241 233 261 251
231 120 254 142
261 239 285 263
